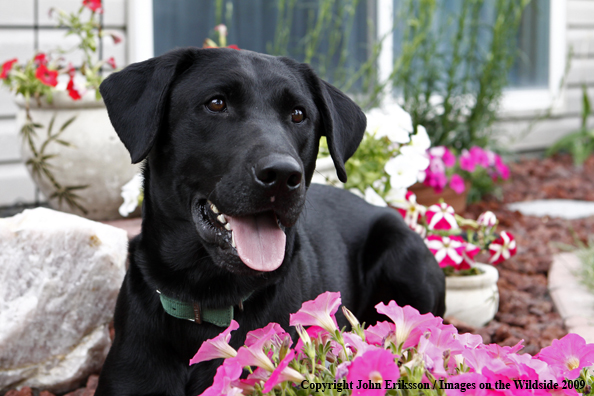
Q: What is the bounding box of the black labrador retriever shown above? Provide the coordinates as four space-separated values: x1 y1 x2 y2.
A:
95 47 445 396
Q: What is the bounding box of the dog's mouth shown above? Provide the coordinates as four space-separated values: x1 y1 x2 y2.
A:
193 199 287 272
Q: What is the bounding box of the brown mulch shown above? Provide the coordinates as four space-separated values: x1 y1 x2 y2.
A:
453 153 594 355
5 153 594 395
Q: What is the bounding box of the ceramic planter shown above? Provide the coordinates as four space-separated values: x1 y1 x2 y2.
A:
408 181 471 213
16 91 139 221
444 263 499 327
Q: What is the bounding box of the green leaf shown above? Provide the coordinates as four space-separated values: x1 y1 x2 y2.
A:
581 84 592 129
47 114 56 138
55 139 73 147
59 116 77 133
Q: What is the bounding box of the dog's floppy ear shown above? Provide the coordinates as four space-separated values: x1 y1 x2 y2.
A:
314 79 367 182
99 48 198 163
284 59 366 183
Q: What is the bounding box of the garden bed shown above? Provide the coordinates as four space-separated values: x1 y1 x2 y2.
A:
455 153 594 355
4 153 594 396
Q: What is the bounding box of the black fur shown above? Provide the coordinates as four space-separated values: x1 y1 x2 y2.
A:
95 47 445 396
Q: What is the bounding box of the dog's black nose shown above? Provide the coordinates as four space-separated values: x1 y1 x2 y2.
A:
254 155 303 193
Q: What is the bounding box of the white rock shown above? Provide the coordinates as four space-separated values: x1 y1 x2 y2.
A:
0 208 127 393
507 199 594 220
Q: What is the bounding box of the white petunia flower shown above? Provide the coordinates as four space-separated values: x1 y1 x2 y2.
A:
119 173 143 217
365 105 413 144
364 187 388 207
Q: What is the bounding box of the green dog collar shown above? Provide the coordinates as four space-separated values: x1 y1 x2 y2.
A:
157 290 248 327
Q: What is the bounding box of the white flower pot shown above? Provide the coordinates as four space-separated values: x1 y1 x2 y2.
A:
444 263 499 327
16 91 139 221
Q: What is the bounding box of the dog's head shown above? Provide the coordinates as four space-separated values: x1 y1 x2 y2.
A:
100 48 365 276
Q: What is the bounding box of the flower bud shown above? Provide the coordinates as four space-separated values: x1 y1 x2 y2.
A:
477 211 497 228
342 306 360 328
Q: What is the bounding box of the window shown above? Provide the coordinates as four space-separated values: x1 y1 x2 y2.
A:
142 0 564 113
152 0 372 91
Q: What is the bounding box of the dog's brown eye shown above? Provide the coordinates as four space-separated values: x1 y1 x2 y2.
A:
206 97 226 112
291 108 305 123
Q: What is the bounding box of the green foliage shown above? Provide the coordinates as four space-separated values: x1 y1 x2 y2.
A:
546 85 594 167
342 133 396 194
268 0 385 108
0 59 55 103
392 0 530 149
21 112 88 214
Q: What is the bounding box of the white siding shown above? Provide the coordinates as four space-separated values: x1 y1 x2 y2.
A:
503 0 594 152
0 0 126 208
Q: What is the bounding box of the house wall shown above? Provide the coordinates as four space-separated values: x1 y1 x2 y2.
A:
499 0 594 152
0 0 127 206
0 0 593 207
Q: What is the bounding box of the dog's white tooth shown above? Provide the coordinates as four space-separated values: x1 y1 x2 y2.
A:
270 196 275 203
210 203 219 214
217 214 226 224
225 223 232 231
231 231 236 248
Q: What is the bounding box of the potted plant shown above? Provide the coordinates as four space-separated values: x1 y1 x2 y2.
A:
410 145 511 212
0 0 139 220
393 193 516 327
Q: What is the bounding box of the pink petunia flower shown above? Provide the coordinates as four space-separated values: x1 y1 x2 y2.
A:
494 154 510 180
424 169 448 194
234 326 277 372
189 320 238 365
343 332 383 359
374 301 442 349
459 149 476 172
489 231 517 264
469 146 489 168
0 58 17 79
346 349 400 396
449 174 466 194
425 235 466 269
417 325 464 378
262 349 305 392
536 333 594 380
424 152 448 193
35 64 58 87
364 321 395 346
426 202 458 230
289 291 341 334
442 147 457 167
198 359 244 396
245 322 289 348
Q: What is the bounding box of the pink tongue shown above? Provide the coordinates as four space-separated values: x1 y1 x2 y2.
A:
226 212 286 272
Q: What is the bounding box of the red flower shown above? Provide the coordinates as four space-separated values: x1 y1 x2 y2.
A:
106 57 117 69
34 53 47 65
109 33 122 44
35 64 58 87
488 231 517 265
0 58 17 79
83 0 103 13
67 77 82 100
227 44 240 50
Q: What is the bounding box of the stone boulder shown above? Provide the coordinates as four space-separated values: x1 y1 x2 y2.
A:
0 208 127 393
